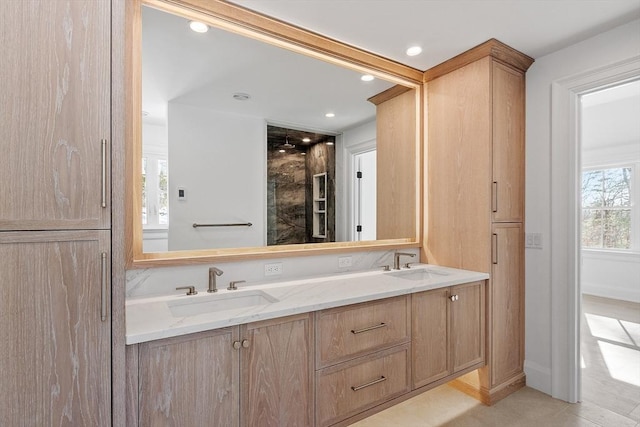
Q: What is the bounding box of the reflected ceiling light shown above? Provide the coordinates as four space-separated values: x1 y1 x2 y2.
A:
301 152 306 155
326 141 334 146
142 110 149 117
232 92 251 101
406 46 422 56
278 149 286 153
361 74 375 82
189 20 209 33
325 112 335 118
302 137 311 143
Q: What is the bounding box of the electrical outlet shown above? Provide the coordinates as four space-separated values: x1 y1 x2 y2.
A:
264 262 283 276
338 256 353 268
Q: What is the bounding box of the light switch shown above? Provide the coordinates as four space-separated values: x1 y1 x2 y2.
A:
178 187 186 201
525 233 543 249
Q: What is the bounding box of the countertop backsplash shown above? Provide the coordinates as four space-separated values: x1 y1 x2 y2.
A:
126 248 420 299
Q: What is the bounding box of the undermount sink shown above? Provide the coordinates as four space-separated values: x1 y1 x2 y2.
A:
387 268 451 281
168 290 279 317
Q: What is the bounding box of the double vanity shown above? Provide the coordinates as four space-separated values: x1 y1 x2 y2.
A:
126 263 488 426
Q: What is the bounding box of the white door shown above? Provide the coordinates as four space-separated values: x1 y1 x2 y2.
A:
354 150 376 241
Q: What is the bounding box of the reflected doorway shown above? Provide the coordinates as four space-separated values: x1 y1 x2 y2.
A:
354 150 377 241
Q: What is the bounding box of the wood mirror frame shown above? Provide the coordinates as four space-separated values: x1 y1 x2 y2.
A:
126 0 424 267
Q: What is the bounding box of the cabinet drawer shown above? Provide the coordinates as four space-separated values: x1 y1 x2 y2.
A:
316 296 410 368
316 344 410 427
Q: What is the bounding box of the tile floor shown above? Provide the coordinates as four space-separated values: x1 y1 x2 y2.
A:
351 295 640 427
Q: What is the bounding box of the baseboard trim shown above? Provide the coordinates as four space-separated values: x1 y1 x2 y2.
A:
524 360 552 395
450 372 526 405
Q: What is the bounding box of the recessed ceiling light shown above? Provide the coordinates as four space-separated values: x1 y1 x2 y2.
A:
189 21 208 33
232 92 251 101
326 141 334 146
302 137 311 143
301 152 306 155
406 46 422 56
361 74 375 82
278 149 286 153
325 112 335 118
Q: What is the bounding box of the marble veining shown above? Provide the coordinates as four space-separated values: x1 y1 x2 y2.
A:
126 263 488 345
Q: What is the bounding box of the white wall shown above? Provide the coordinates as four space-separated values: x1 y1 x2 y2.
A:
167 102 266 250
524 19 640 394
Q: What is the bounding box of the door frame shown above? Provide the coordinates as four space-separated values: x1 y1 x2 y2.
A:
550 55 640 403
345 138 376 241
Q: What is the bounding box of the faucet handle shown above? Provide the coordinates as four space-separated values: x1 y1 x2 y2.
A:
176 285 198 295
228 280 246 291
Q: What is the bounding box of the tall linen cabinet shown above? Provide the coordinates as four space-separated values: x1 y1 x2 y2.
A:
0 1 119 425
424 39 533 404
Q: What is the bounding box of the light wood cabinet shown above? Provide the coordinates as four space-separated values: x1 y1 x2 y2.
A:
425 39 532 404
316 296 411 368
316 344 411 427
0 231 111 426
0 0 114 423
0 0 111 231
370 87 417 240
412 282 485 389
240 314 315 427
138 328 240 427
132 313 314 427
490 223 524 387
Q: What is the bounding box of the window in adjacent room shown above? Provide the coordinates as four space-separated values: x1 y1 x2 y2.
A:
581 166 633 250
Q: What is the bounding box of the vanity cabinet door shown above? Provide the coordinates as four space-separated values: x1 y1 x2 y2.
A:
450 281 485 373
412 282 486 389
0 231 111 426
138 328 240 427
240 313 314 427
0 0 111 230
412 287 450 388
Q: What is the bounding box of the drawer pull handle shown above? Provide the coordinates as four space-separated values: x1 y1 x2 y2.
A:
351 376 387 391
351 322 387 335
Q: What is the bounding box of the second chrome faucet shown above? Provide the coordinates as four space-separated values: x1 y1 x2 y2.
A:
208 267 224 293
393 252 416 270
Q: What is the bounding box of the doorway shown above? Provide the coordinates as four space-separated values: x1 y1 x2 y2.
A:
578 81 640 418
353 150 377 241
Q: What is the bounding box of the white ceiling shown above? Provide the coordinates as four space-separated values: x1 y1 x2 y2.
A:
230 0 640 71
143 1 640 135
581 80 640 151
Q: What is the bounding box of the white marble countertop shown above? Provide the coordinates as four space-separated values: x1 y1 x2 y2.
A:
125 264 489 345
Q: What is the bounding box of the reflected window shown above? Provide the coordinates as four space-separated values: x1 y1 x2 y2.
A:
142 154 169 228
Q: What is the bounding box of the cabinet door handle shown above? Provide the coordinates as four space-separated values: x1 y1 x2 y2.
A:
351 322 387 335
101 139 108 209
232 341 241 350
492 181 498 213
241 339 250 348
492 233 498 265
449 295 459 302
351 376 386 391
101 252 108 321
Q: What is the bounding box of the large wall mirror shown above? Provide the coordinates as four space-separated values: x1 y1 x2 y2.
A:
128 0 423 266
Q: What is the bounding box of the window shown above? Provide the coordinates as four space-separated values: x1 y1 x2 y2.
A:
142 154 169 228
582 166 632 249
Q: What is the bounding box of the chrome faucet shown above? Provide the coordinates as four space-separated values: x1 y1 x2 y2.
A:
393 252 416 270
208 267 224 293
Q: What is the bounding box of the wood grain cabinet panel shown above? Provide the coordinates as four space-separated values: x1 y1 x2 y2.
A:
0 231 111 426
492 62 525 223
491 223 524 387
241 314 314 427
138 328 240 427
412 287 449 387
0 0 111 230
316 344 411 427
316 296 410 368
412 282 485 389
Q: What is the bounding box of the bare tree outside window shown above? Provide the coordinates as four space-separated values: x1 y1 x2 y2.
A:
581 167 632 249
